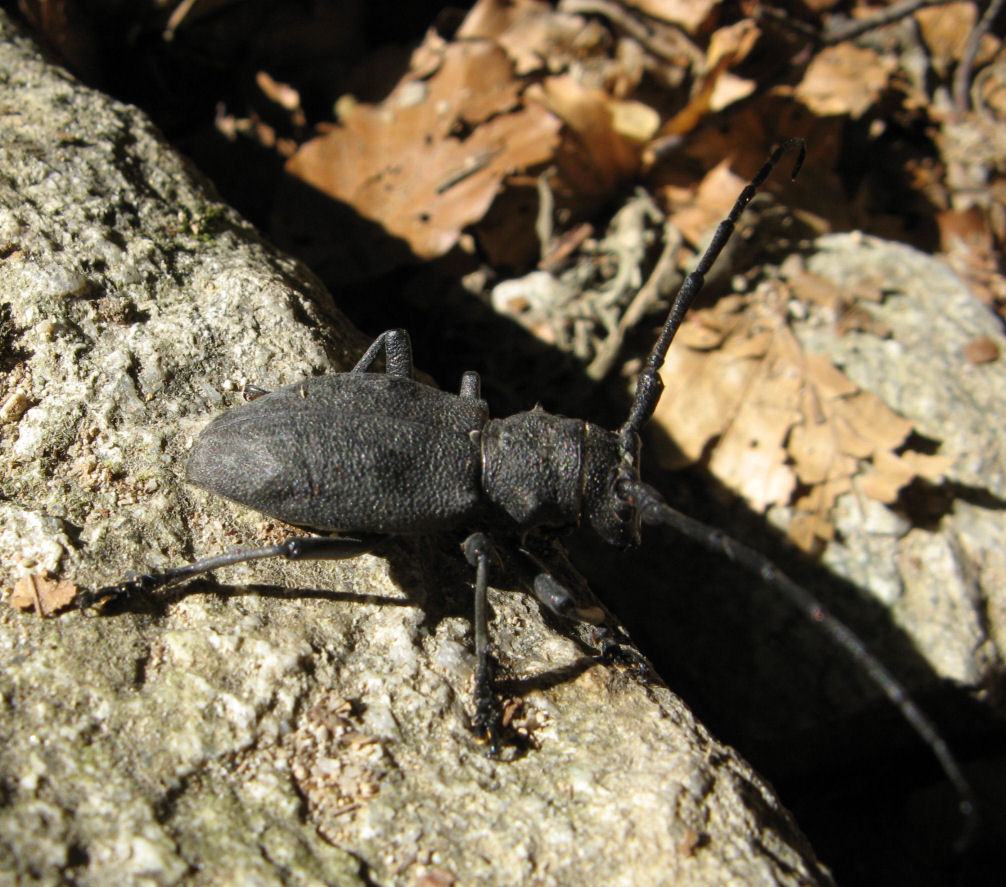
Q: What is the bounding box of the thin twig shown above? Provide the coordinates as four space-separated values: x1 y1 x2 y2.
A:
587 222 683 380
558 0 705 68
820 0 954 45
954 0 1006 112
757 0 953 46
535 167 556 267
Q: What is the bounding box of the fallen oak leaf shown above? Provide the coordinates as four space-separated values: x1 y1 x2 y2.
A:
653 291 803 512
792 43 895 118
788 417 858 486
528 75 656 197
788 476 852 551
837 390 914 454
859 450 920 504
622 0 721 36
459 0 599 77
860 450 954 503
668 159 749 244
8 571 78 617
653 278 950 551
284 40 561 262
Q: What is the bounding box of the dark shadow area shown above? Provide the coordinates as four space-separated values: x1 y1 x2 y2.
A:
569 461 1006 887
0 301 30 371
82 575 415 616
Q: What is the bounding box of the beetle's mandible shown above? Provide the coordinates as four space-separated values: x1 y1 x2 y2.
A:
83 140 978 849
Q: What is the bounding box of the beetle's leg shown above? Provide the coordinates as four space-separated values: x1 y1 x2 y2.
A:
243 384 270 400
352 329 414 377
529 571 646 667
513 542 603 624
462 531 499 753
459 370 481 399
513 544 648 670
80 534 382 609
527 571 602 624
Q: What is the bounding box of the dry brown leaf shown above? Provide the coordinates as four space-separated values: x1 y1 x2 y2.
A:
8 571 78 617
803 352 858 399
653 284 940 551
787 271 842 310
530 76 650 196
653 293 802 514
898 450 953 482
286 40 560 260
839 391 914 452
459 0 593 76
676 320 729 350
668 159 747 243
708 378 801 512
789 419 858 486
706 18 759 73
964 336 1000 364
913 3 999 72
794 44 895 118
788 477 850 550
659 52 733 139
859 450 918 503
610 100 662 143
651 326 768 469
709 73 756 114
623 0 720 35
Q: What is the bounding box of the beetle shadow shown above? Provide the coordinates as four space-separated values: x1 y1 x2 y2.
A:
87 576 419 617
374 535 623 699
567 460 1006 886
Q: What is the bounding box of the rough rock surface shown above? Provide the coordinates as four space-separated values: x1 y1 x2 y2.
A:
0 14 831 887
800 234 1006 690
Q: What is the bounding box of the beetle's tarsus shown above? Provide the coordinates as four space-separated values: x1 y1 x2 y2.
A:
78 572 163 611
473 694 500 757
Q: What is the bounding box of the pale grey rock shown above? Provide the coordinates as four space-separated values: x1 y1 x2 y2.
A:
796 234 1006 689
0 13 830 887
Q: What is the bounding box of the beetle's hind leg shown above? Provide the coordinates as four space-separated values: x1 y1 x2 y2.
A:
352 329 414 376
79 535 382 610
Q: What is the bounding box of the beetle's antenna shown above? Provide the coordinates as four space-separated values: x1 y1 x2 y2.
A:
617 476 980 852
619 139 806 446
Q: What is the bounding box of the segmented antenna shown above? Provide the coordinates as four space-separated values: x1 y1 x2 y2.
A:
614 138 978 849
619 139 806 444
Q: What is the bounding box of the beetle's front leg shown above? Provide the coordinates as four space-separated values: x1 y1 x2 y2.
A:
515 540 649 673
462 531 499 754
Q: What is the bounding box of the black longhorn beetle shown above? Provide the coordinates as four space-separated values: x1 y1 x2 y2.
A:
83 140 977 847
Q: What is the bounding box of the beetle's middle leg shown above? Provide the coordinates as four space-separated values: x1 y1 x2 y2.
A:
462 531 500 753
